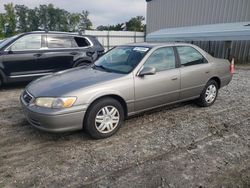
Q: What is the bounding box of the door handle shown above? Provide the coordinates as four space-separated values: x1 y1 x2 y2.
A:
34 53 42 57
171 77 178 81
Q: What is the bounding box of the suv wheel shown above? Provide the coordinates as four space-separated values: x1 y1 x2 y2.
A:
75 61 90 68
196 80 218 107
84 97 124 139
0 77 3 88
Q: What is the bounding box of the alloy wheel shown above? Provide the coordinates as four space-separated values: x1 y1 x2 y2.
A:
95 106 120 134
205 84 217 103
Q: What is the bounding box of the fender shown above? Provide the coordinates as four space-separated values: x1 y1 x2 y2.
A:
88 90 126 105
86 90 131 117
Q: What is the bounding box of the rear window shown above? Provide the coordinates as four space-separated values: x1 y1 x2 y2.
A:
74 37 90 47
177 46 207 66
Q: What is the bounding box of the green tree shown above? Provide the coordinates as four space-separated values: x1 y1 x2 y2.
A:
38 4 48 30
4 3 16 36
55 9 70 31
69 13 80 31
96 25 108 31
97 16 145 32
79 10 92 30
0 13 6 38
47 4 56 30
126 16 145 32
97 23 124 31
15 5 29 32
0 3 92 36
27 8 39 31
36 4 71 31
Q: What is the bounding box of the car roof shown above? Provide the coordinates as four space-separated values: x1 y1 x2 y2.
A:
23 31 93 37
122 42 195 48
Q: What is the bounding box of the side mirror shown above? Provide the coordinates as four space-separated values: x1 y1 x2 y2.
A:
5 47 13 54
138 66 156 77
8 50 13 54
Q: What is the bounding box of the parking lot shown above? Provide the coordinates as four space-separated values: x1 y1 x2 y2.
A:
0 66 249 188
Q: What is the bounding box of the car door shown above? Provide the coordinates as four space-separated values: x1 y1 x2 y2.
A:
134 47 181 112
2 34 44 77
176 46 213 100
37 35 90 72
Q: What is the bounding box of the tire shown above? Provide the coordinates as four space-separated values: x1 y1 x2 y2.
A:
84 97 124 139
196 80 219 107
75 61 91 68
0 76 3 88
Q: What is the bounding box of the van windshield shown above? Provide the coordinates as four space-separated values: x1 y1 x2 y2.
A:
93 46 150 74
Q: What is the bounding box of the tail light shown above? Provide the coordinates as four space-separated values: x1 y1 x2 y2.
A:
86 51 95 57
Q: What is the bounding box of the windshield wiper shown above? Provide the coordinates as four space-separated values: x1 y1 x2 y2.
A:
93 64 113 72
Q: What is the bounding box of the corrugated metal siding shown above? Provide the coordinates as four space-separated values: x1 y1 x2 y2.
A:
146 0 250 62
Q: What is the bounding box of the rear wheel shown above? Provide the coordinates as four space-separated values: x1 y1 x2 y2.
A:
0 76 3 88
84 98 124 139
196 80 218 107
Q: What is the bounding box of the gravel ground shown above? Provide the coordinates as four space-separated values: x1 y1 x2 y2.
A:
0 66 250 188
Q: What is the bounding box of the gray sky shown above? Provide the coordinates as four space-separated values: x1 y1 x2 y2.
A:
0 0 147 28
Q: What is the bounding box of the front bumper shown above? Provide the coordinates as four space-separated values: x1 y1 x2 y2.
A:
20 95 88 133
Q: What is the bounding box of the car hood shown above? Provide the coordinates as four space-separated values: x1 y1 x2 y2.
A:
26 67 126 97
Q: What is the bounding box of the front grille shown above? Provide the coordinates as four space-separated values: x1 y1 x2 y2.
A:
23 90 34 104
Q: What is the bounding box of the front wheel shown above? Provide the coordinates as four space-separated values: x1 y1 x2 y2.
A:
84 98 124 139
196 80 219 107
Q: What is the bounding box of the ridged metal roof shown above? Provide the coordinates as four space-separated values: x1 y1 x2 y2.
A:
147 22 250 42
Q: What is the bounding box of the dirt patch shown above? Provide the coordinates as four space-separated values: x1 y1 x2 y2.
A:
0 68 250 187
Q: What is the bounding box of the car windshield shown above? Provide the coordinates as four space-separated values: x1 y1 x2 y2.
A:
94 46 150 74
0 35 19 49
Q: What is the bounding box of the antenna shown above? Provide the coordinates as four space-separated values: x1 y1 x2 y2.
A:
78 30 82 36
78 29 86 36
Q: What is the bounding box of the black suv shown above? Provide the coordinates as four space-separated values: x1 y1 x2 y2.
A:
0 31 104 87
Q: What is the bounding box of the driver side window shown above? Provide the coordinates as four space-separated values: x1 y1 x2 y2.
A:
144 47 176 72
10 35 42 51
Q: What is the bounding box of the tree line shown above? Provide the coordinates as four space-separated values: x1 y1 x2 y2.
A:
0 3 92 38
97 16 145 32
0 3 145 39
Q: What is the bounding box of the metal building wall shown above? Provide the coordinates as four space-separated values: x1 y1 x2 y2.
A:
146 0 250 62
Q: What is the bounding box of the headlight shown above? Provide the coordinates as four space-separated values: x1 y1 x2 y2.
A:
34 97 77 108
